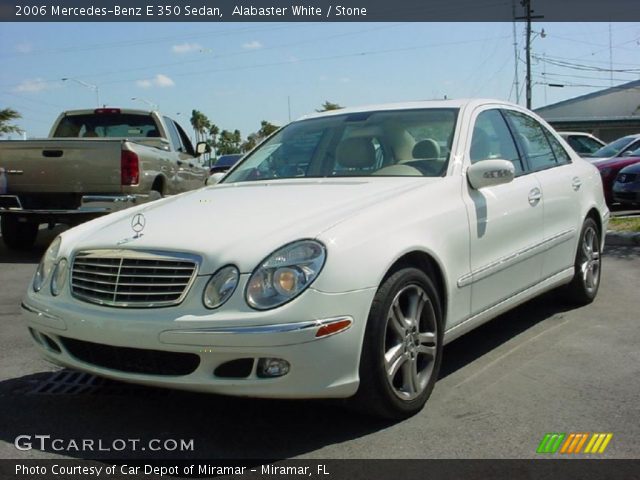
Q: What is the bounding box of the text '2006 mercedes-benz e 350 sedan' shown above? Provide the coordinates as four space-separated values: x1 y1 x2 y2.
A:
22 99 608 419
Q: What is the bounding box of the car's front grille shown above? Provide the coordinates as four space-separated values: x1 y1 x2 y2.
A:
60 337 200 376
71 250 199 308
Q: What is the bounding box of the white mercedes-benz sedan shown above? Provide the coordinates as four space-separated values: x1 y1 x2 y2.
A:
22 99 608 419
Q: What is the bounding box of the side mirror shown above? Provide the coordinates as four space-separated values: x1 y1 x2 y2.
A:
195 142 211 156
206 172 226 186
467 159 515 189
621 150 635 157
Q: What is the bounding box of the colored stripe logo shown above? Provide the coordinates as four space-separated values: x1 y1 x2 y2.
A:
537 433 613 454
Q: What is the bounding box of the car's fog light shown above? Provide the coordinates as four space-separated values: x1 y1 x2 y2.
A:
257 358 290 378
51 258 68 296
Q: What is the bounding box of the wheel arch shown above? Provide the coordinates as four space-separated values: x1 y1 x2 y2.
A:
151 175 166 194
382 250 448 326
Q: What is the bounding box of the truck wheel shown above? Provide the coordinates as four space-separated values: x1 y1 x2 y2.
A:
352 267 443 420
1 216 39 250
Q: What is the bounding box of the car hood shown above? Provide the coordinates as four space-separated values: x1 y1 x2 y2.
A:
66 177 430 274
594 157 640 171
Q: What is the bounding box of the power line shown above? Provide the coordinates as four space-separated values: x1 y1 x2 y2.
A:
97 35 512 87
0 24 405 89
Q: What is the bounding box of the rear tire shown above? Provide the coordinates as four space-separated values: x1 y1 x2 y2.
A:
352 267 443 420
564 217 601 305
1 215 39 250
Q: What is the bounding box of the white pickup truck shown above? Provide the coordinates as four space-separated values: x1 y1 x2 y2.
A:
0 108 210 250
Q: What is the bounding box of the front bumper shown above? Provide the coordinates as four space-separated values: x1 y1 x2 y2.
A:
21 286 376 399
612 186 640 205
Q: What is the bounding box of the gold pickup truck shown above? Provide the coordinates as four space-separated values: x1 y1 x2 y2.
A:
0 108 210 250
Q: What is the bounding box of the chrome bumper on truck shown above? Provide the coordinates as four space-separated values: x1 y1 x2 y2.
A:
0 193 150 224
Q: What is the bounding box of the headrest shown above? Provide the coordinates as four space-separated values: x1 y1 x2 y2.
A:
412 139 440 159
336 137 377 169
146 129 160 137
470 129 491 162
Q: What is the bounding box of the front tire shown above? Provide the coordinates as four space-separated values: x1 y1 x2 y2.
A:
1 215 38 250
565 217 601 305
353 267 443 420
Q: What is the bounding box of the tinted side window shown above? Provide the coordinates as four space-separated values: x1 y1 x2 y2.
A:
174 121 196 156
470 109 524 174
163 117 184 152
545 131 572 165
505 111 557 172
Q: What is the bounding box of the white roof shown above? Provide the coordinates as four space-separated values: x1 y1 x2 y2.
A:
298 98 519 121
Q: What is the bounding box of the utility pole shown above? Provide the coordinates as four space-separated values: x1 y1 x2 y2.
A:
516 0 543 109
512 0 520 104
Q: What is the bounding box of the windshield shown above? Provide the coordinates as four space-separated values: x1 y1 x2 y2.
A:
53 113 160 138
592 136 635 158
223 108 458 183
566 135 602 155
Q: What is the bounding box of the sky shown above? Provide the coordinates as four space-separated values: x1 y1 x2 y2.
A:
1 22 639 141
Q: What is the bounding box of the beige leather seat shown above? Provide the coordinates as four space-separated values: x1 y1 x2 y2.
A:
412 139 441 159
335 137 377 173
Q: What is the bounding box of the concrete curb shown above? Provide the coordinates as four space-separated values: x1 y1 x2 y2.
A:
606 231 640 247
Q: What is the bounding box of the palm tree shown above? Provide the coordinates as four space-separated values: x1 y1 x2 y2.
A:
0 108 22 137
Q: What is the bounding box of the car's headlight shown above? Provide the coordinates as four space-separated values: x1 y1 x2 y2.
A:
50 258 68 296
246 240 326 310
203 265 239 309
33 236 61 292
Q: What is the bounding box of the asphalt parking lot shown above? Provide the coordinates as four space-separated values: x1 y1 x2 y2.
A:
0 228 638 460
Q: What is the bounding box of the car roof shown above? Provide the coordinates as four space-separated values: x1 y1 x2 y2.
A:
61 108 154 116
297 98 520 121
558 131 595 137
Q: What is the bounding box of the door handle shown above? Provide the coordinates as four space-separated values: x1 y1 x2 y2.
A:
528 187 542 206
572 176 582 191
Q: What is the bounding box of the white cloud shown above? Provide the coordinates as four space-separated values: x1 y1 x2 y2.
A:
136 74 175 88
171 42 202 54
14 78 50 93
136 79 153 88
339 77 351 83
15 43 32 54
242 40 263 50
155 74 175 87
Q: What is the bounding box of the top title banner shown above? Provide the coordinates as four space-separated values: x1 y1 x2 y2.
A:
1 0 638 22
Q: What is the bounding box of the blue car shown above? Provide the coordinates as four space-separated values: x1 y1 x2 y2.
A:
612 162 640 206
209 154 243 174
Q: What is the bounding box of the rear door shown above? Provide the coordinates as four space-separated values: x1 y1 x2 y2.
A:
461 107 544 317
504 110 582 280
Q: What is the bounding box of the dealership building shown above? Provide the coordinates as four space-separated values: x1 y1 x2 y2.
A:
535 79 640 142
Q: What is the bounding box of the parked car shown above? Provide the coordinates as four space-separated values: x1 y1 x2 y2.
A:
209 154 243 174
612 162 640 206
558 131 605 157
0 108 210 250
593 150 640 205
587 134 640 162
22 99 608 419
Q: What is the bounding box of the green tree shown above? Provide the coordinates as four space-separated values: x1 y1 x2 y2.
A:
316 101 343 112
259 120 279 138
217 129 242 155
0 108 22 137
189 110 210 144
